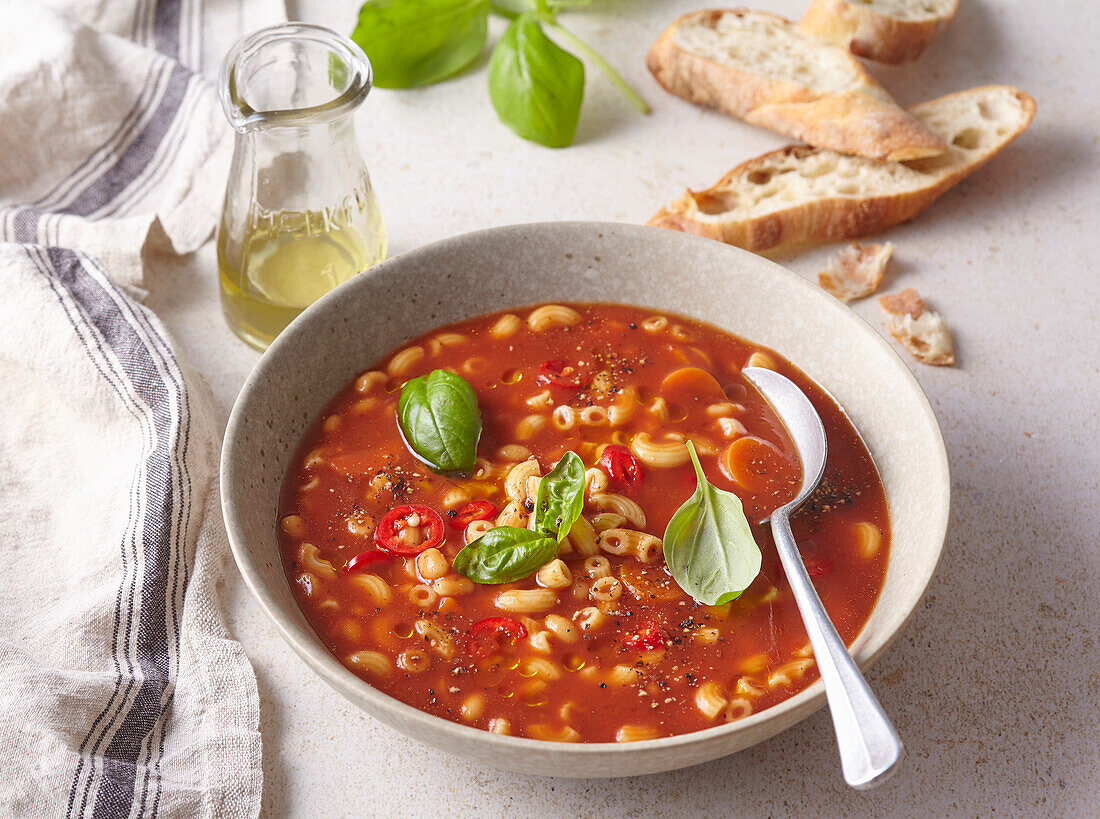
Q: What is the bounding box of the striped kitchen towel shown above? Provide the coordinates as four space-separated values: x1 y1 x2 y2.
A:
0 1 280 816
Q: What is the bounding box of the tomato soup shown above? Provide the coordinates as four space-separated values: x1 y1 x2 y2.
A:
277 303 889 743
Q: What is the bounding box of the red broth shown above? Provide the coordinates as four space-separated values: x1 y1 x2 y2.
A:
277 303 889 743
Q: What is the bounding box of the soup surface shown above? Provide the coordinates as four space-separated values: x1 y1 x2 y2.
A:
278 303 889 743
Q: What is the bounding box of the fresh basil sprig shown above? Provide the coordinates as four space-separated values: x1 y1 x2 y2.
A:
397 369 481 473
530 451 585 541
350 0 648 147
351 0 489 89
454 452 584 584
663 442 762 606
452 526 558 584
489 15 584 148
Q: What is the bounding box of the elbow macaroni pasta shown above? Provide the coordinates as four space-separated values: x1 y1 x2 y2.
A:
615 725 659 742
515 413 547 439
387 346 425 376
350 573 391 606
277 302 890 743
584 467 609 497
496 500 529 529
354 370 386 394
589 576 623 602
630 432 690 468
490 313 522 339
527 304 581 332
695 682 728 719
505 459 541 503
565 515 600 556
346 650 392 676
536 559 573 589
854 522 882 559
298 543 336 579
495 589 558 613
590 493 646 528
596 528 661 563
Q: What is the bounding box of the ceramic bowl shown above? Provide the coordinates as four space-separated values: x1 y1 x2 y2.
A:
221 221 949 777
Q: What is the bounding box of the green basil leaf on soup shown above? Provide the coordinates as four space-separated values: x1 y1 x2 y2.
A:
351 0 489 89
453 526 559 584
397 369 481 474
531 451 585 541
487 14 584 148
663 442 762 605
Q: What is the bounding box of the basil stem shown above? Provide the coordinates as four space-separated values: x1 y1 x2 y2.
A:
488 0 530 17
663 442 762 605
397 369 482 474
543 20 650 114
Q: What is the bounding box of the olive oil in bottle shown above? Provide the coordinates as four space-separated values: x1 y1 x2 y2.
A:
216 23 385 351
217 206 385 350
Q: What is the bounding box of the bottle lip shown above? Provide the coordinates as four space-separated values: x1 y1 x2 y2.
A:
219 22 373 131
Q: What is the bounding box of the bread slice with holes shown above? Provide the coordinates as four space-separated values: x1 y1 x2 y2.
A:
647 85 1035 254
800 0 959 64
646 9 946 161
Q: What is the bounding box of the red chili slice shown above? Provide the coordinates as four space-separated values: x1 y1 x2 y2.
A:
537 359 583 388
622 619 669 651
599 444 643 492
466 617 528 659
343 550 390 573
373 504 445 555
448 500 498 529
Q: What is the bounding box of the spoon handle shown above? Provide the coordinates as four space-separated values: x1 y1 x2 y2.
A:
770 509 904 789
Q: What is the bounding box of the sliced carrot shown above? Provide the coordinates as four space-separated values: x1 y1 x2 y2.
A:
719 436 797 494
659 366 727 405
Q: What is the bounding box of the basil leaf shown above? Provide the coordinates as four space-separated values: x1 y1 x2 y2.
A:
488 0 531 17
453 526 558 584
487 14 584 148
663 442 762 606
531 451 585 541
351 0 488 89
397 369 481 473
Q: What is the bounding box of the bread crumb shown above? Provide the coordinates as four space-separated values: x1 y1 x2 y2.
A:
879 287 955 366
818 242 894 302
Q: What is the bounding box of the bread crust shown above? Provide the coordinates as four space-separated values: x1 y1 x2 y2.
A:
646 9 946 161
647 87 1036 255
800 0 959 64
879 288 955 365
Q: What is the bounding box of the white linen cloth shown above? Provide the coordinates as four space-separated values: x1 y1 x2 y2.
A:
0 1 281 816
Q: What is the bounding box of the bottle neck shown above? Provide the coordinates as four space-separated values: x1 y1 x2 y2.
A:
220 23 373 132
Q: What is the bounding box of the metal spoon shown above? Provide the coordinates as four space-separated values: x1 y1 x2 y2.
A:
743 366 904 790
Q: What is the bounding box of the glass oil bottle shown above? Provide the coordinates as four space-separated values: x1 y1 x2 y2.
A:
217 23 385 350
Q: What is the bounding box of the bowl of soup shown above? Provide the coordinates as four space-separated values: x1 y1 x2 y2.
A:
221 221 949 777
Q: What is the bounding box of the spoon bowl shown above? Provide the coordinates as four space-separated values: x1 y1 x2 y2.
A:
744 366 905 790
742 366 828 522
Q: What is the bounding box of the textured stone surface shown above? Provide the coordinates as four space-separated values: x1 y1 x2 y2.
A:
148 0 1099 814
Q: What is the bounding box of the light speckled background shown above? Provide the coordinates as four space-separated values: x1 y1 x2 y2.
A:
148 0 1100 815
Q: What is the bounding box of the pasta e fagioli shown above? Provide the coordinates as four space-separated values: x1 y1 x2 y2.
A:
277 303 890 742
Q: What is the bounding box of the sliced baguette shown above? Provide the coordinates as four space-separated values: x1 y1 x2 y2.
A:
800 0 959 65
646 9 946 161
647 85 1036 254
